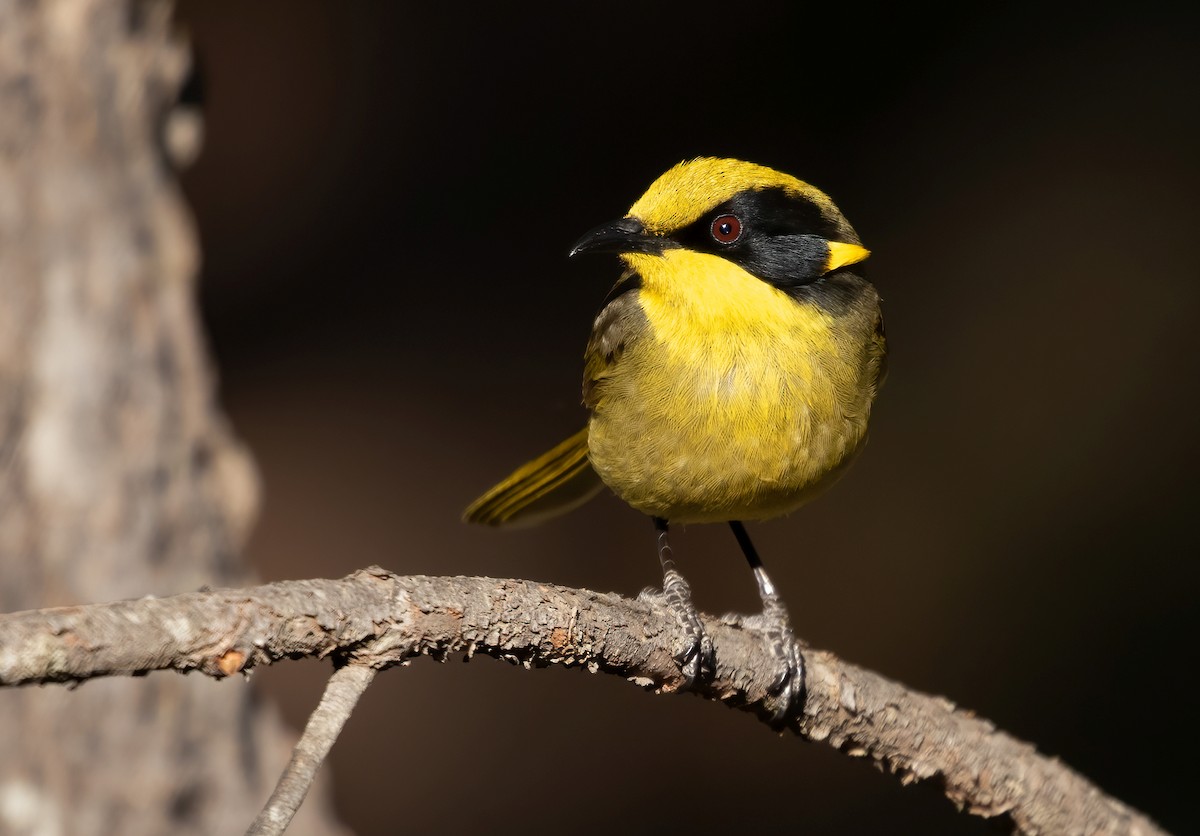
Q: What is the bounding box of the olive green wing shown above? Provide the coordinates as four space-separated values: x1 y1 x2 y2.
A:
583 269 649 409
462 427 601 527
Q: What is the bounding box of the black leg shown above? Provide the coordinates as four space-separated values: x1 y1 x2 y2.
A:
729 521 805 722
648 517 715 687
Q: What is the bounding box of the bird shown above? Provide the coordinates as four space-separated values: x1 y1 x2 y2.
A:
464 157 887 719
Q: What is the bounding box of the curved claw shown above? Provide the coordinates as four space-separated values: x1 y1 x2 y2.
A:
651 518 717 690
722 600 806 724
674 625 716 688
643 585 716 688
765 636 805 724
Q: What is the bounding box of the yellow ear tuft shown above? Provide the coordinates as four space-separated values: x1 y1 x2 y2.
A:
825 241 871 273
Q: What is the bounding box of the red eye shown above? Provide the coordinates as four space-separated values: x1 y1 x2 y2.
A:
710 214 742 244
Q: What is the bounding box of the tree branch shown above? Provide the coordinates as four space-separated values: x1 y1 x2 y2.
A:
0 569 1163 836
246 663 377 836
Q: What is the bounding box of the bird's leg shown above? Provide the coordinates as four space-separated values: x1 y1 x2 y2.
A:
729 521 805 722
641 517 715 687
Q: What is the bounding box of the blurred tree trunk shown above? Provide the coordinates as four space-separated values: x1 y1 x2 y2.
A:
0 1 345 833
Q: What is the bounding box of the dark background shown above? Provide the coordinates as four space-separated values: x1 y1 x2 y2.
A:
173 3 1198 834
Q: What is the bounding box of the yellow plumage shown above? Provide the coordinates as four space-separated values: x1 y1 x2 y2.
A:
586 249 876 523
628 158 847 237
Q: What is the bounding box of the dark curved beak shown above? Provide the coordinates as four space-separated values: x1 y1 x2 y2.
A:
569 216 668 258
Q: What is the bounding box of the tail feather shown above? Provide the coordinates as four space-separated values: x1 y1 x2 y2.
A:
463 427 603 527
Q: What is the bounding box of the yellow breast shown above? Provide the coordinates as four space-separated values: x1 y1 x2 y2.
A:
586 249 873 523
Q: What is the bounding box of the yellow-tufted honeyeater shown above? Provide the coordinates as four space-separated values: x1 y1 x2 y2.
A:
465 158 886 718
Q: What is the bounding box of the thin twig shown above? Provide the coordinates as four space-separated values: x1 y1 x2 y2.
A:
0 569 1166 836
246 663 377 836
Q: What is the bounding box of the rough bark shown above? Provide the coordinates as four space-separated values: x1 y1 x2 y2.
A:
0 570 1166 836
0 1 344 833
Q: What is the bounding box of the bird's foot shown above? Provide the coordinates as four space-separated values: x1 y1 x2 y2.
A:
725 595 805 725
639 573 715 688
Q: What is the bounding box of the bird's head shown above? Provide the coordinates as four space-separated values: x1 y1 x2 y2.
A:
570 158 869 289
